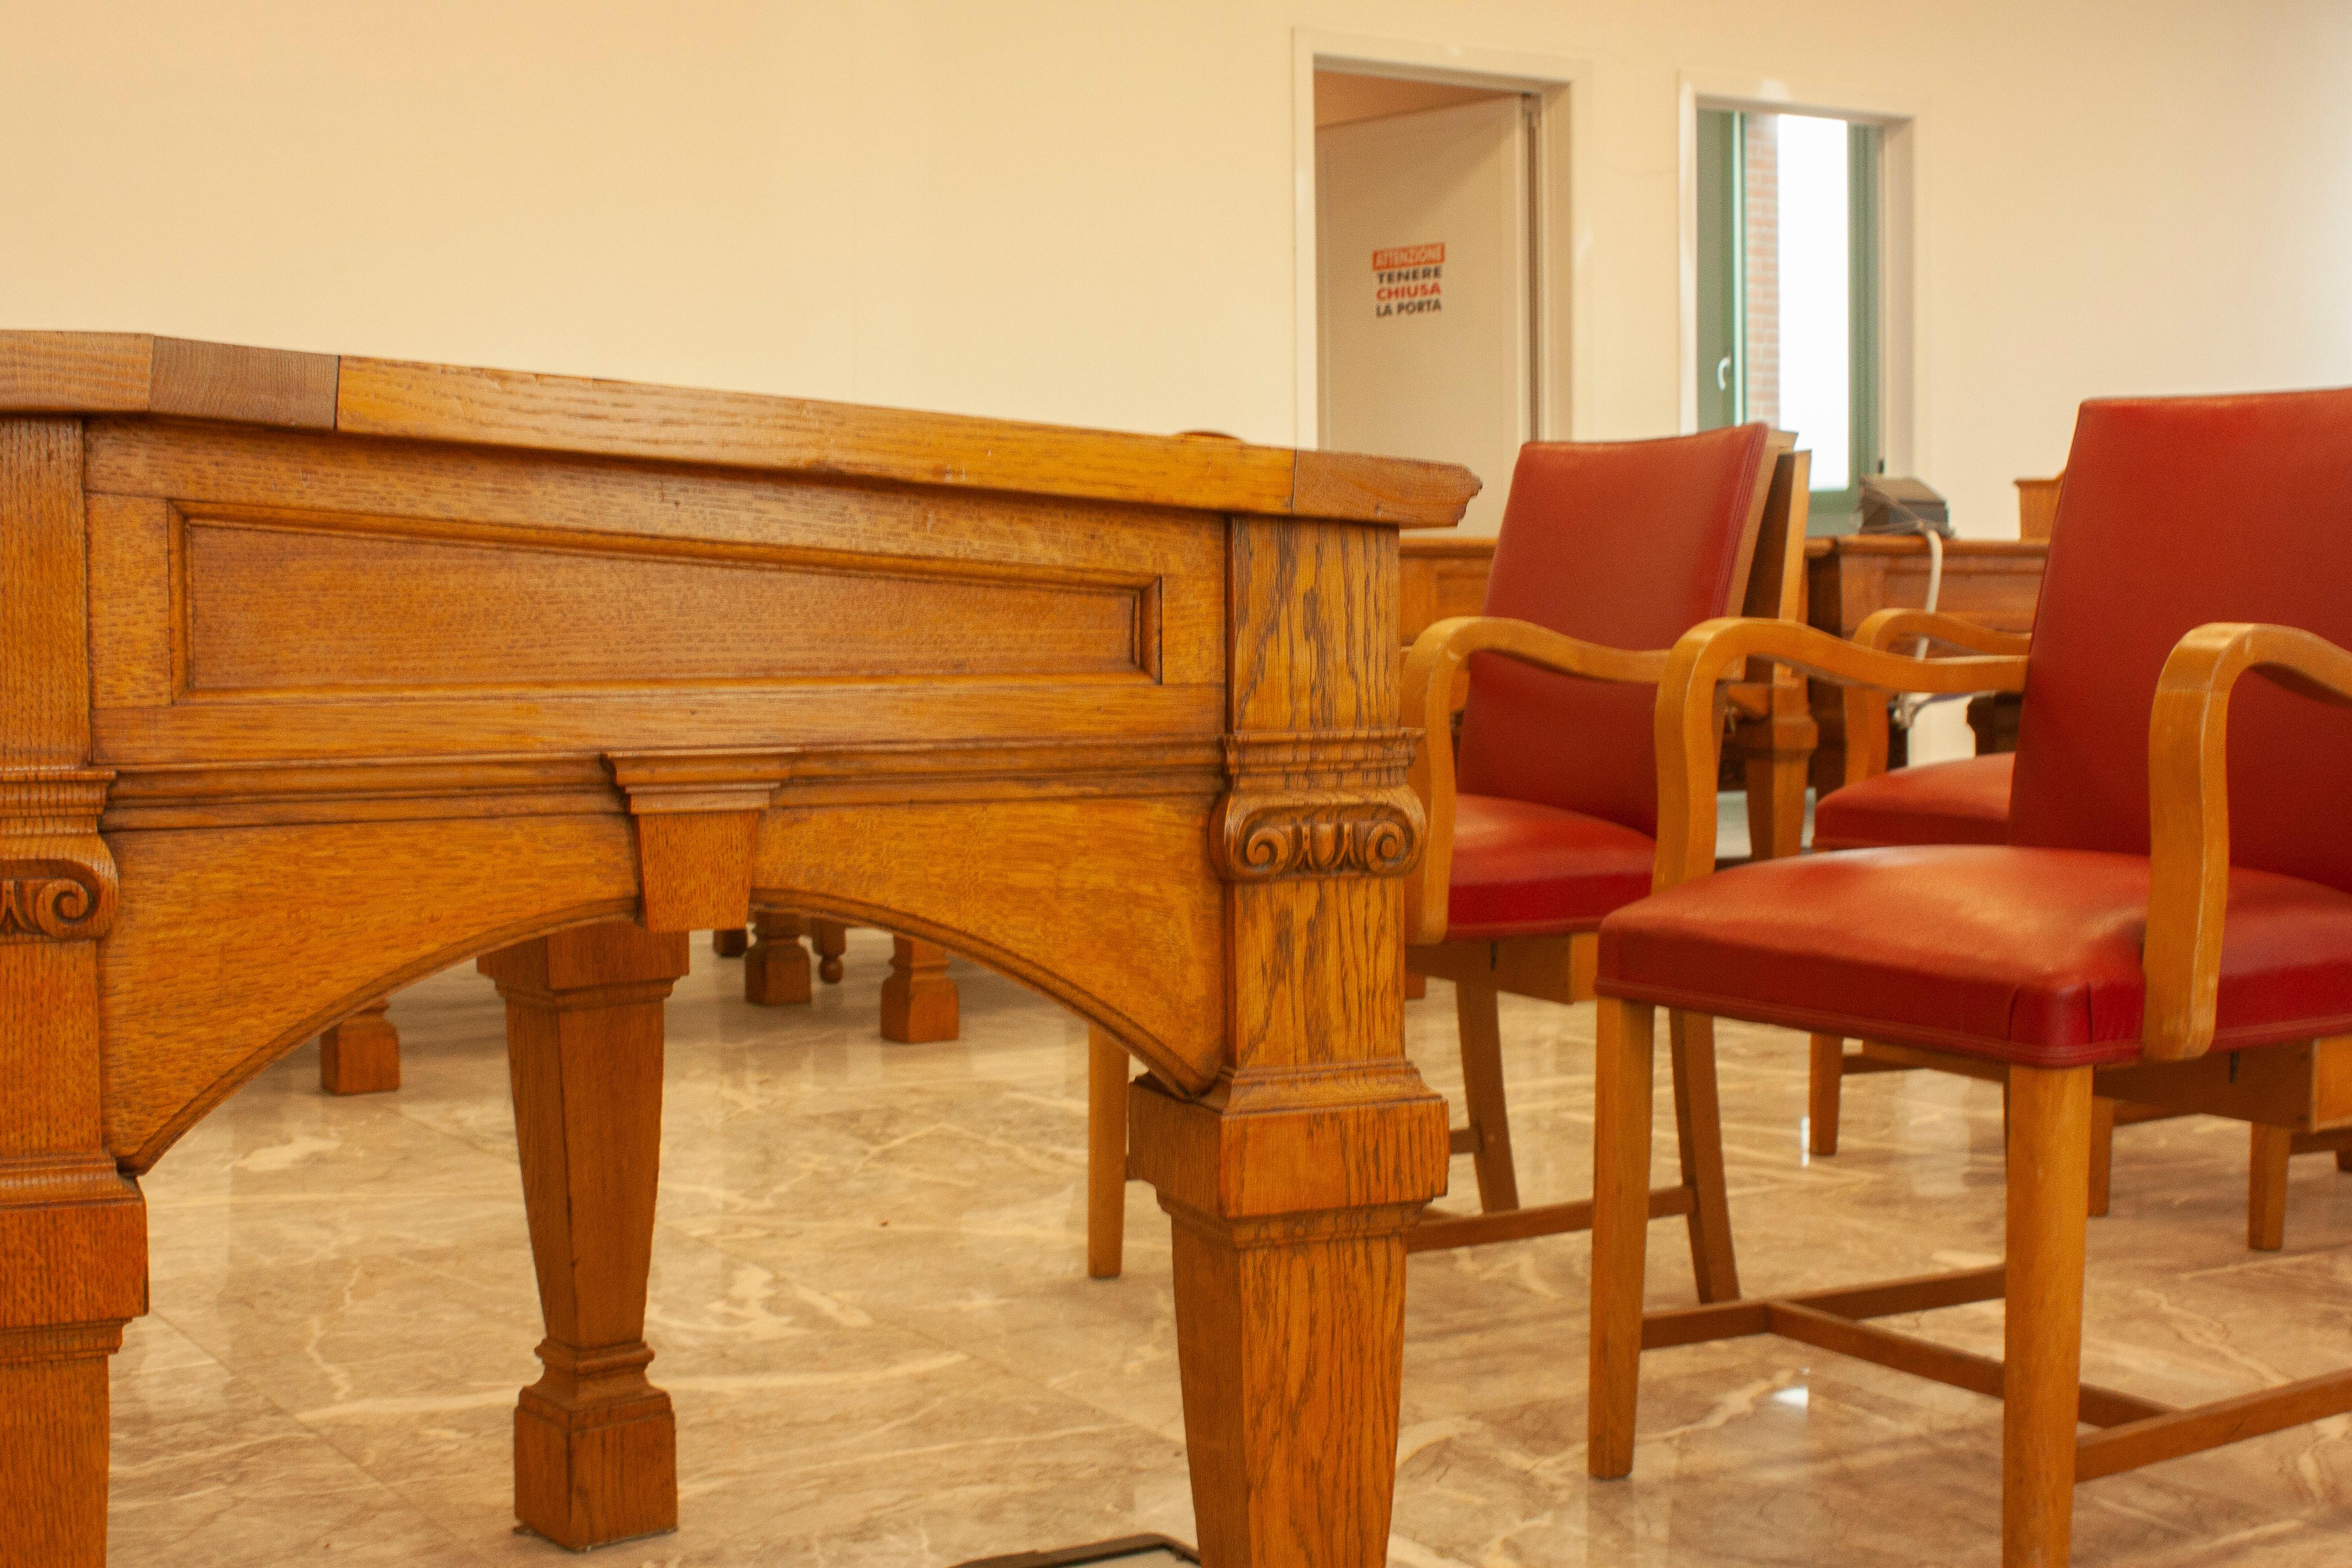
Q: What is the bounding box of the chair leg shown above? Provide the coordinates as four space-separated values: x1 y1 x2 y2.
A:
1455 982 1521 1213
1807 1034 1844 1157
1086 1026 1129 1280
2087 1096 2116 1217
2250 1123 2294 1251
1588 997 1657 1480
2003 1064 2092 1568
710 927 748 958
1669 1011 1741 1304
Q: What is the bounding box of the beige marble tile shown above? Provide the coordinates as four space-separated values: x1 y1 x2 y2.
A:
110 930 2352 1565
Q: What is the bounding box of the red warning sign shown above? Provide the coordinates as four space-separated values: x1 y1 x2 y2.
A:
1373 242 1444 318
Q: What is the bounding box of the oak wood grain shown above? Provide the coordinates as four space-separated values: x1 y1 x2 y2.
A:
484 924 688 1549
10 330 1475 1564
879 935 958 1043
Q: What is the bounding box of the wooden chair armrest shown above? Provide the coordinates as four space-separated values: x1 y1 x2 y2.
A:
2143 623 2352 1060
1652 618 2029 890
1853 608 2035 657
1838 611 2037 785
1401 616 1671 944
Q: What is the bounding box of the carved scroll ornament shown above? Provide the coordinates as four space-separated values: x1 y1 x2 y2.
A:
1212 729 1424 883
0 769 118 942
0 860 115 940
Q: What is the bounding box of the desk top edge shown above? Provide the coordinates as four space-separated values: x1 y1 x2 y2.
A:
0 330 1478 529
1804 534 2049 559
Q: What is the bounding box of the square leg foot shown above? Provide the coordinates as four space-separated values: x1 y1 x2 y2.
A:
319 1002 400 1095
514 1387 677 1550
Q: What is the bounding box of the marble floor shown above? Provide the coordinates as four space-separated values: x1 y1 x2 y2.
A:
110 928 2352 1566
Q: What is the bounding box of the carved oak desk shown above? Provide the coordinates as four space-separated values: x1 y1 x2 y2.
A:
0 332 1474 1566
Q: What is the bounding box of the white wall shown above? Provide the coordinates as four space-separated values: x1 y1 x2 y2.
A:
7 0 2349 538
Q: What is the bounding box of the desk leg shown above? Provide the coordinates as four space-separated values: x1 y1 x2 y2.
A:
1154 518 1449 1561
810 919 848 983
743 911 813 1005
0 949 148 1568
1133 1080 1435 1565
319 999 400 1095
481 924 689 1550
880 935 959 1042
0 428 149 1567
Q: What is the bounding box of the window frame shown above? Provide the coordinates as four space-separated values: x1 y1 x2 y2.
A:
1690 103 1896 530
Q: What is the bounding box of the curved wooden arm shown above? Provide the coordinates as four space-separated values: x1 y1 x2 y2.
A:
1837 610 2037 785
2143 623 2352 1060
1853 608 2035 657
1401 616 1670 944
1653 618 2029 891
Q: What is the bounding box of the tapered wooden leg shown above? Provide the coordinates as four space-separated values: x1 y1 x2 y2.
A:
880 935 959 1042
0 739 151 1568
0 1318 131 1568
1669 1011 1741 1304
1403 970 1428 1000
1086 1027 1130 1280
318 999 401 1095
742 911 811 1005
1807 1035 1844 1157
1589 997 1658 1479
481 924 690 1550
710 927 748 957
1133 1071 1442 1566
2250 1123 2294 1251
2003 1064 2092 1568
0 1161 144 1568
811 919 848 984
2087 1097 2116 1217
1454 982 1521 1213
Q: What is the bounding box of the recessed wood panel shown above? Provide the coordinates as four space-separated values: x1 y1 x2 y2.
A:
177 513 1154 697
85 421 1227 691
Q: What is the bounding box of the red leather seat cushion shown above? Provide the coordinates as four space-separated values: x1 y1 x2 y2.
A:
1597 845 2352 1067
1447 793 1657 940
1813 754 2013 851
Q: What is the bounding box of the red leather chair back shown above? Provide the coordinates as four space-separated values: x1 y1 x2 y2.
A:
1455 427 1773 837
2012 390 2352 892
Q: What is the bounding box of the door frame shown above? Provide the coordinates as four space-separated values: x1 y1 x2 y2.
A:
1292 29 1593 448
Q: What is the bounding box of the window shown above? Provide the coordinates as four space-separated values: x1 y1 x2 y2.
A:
1696 108 1881 525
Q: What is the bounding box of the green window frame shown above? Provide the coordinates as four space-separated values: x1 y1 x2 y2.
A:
1695 109 1883 529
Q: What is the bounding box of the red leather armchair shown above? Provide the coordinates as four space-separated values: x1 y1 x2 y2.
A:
1397 426 1807 1275
1585 390 2352 1564
1809 616 2352 1251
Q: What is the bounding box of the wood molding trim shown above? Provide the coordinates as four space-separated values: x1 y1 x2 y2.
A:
1212 728 1422 882
0 333 1477 527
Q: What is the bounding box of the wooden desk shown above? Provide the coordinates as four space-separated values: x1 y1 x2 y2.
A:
0 331 1472 1566
1398 535 1495 638
1801 536 2048 784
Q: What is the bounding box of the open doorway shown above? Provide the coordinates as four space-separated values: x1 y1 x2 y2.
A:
1313 69 1540 533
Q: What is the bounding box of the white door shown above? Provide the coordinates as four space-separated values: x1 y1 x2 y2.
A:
1317 95 1533 535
